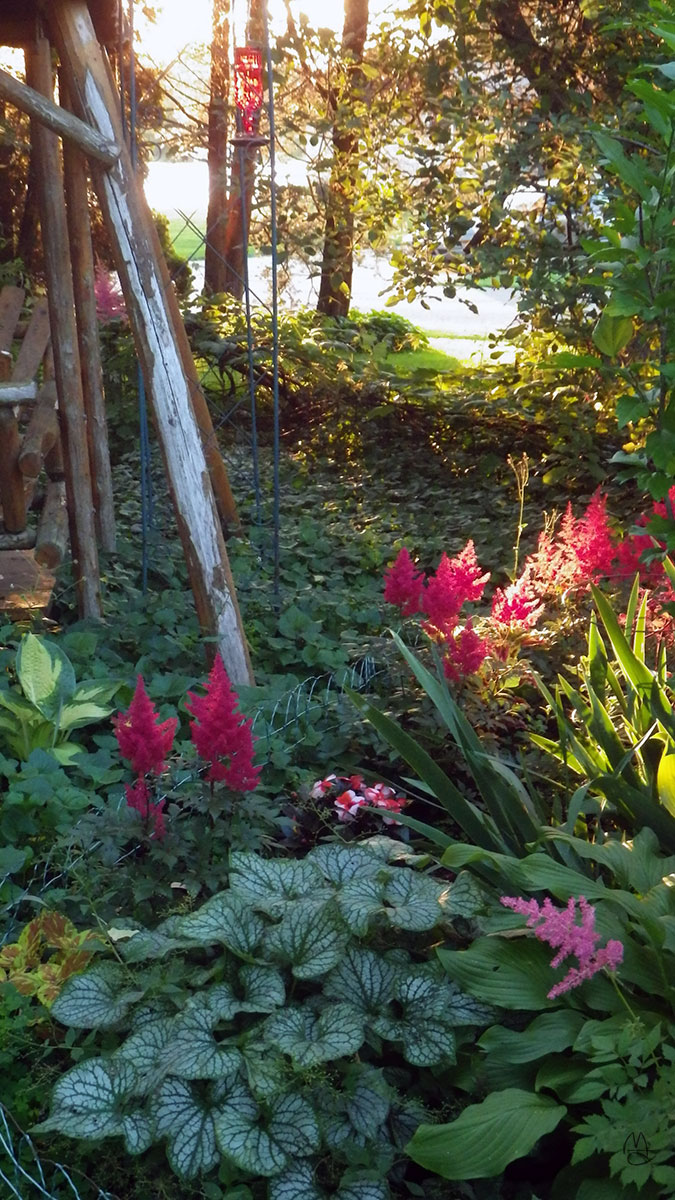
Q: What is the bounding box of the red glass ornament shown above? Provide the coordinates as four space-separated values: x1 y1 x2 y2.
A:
233 47 264 136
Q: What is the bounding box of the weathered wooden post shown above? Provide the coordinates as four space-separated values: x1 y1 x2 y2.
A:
61 72 116 553
45 0 253 683
25 32 102 619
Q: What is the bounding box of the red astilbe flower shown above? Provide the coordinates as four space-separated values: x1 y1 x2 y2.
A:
186 654 260 791
422 544 490 632
490 573 544 631
113 676 177 777
124 779 166 840
442 620 489 682
574 491 617 582
521 492 618 600
383 547 425 617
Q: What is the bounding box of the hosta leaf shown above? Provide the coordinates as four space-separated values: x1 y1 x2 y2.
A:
33 1058 142 1141
265 1003 366 1066
151 1077 219 1179
229 853 327 916
51 963 143 1028
447 871 487 918
167 1004 243 1079
438 938 556 1010
177 892 266 956
17 633 76 719
478 1011 585 1063
324 946 398 1013
269 1163 322 1200
214 1084 319 1177
308 843 384 884
407 1088 566 1179
265 901 348 978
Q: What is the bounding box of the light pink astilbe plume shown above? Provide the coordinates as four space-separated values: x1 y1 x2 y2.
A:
501 893 623 999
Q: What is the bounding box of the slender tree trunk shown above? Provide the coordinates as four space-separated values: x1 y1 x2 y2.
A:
204 0 231 294
316 0 369 317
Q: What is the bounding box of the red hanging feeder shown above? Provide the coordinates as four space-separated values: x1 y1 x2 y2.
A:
232 46 266 144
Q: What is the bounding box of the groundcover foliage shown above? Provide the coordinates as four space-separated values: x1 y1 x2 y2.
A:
34 841 492 1195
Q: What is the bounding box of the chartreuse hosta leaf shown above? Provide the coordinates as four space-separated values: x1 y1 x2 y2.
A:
265 1002 366 1066
265 900 348 978
229 853 329 916
50 963 144 1028
338 869 450 935
213 1083 320 1177
33 1059 151 1154
176 891 266 956
151 1077 219 1178
407 1088 566 1180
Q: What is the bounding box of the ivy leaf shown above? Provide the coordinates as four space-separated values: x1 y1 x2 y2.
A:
214 1084 320 1177
167 1002 243 1079
151 1077 219 1179
308 843 383 884
33 1058 144 1143
229 853 327 916
177 892 266 956
265 1003 366 1066
324 946 398 1013
50 963 144 1029
265 901 348 978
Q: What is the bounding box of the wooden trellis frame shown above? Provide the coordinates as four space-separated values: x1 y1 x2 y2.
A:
0 0 253 685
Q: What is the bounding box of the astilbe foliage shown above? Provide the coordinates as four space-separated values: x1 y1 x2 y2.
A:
186 654 260 791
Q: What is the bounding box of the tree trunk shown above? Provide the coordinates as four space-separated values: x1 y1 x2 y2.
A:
204 0 231 294
316 0 369 318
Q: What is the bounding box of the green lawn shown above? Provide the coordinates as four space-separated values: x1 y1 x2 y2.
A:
168 218 206 261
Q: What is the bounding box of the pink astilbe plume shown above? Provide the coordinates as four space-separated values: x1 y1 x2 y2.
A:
383 547 425 617
94 261 127 323
112 676 177 777
186 654 260 791
501 894 623 999
524 493 618 599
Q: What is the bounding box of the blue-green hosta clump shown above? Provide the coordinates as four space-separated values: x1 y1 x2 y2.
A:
35 839 493 1197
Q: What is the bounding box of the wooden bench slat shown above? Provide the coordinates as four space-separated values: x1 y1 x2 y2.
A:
0 286 25 354
13 296 51 382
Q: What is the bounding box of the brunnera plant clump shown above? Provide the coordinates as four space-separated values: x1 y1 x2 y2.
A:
33 840 493 1197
